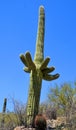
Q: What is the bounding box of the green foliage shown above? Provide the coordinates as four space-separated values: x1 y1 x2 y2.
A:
48 82 76 120
0 99 27 129
0 113 16 129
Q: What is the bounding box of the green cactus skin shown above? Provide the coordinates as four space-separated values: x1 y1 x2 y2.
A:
20 6 60 127
2 98 7 113
1 98 7 127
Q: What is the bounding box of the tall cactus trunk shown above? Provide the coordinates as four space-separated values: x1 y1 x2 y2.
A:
26 71 42 127
20 5 60 128
26 6 45 127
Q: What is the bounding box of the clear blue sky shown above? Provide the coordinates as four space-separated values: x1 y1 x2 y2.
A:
0 0 76 112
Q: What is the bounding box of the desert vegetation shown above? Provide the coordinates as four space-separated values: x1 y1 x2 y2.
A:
0 82 76 130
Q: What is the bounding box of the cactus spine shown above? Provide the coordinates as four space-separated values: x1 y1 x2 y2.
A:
20 6 60 127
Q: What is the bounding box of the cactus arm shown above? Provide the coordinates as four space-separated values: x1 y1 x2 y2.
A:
25 52 36 70
20 54 28 67
40 57 50 70
42 66 55 74
20 52 36 72
23 67 31 73
43 73 60 81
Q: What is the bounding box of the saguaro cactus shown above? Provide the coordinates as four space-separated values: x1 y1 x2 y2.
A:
20 6 59 127
1 98 7 127
2 98 7 113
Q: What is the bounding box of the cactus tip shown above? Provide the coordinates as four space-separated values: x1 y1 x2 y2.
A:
39 5 44 12
19 53 23 58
